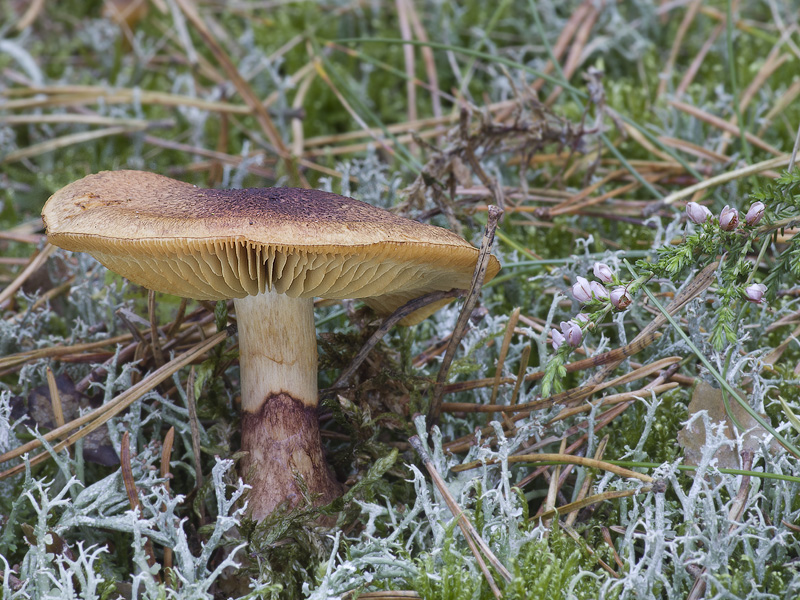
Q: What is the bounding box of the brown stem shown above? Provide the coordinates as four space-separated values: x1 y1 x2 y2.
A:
234 291 340 518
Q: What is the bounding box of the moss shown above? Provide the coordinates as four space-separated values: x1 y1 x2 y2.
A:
606 389 688 464
403 527 615 600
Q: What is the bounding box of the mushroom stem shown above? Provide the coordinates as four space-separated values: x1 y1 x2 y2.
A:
234 291 340 518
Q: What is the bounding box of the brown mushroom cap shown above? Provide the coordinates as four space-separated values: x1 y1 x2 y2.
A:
43 170 500 324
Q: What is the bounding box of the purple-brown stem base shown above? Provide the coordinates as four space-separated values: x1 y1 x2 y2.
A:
240 393 342 520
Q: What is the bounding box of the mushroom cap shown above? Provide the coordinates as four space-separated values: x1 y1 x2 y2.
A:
43 170 500 324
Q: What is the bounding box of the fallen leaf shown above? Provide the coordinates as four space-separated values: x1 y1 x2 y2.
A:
11 373 118 466
677 381 779 470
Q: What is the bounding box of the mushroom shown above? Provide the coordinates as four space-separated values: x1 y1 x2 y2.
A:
42 170 501 519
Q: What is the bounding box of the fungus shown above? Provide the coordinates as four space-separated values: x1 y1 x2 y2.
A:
42 170 501 519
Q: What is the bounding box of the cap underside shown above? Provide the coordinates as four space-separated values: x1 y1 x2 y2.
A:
43 171 500 324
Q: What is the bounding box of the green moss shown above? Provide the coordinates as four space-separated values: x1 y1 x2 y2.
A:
403 527 615 600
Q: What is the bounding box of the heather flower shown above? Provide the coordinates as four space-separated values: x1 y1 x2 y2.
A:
686 201 712 224
560 320 582 347
610 287 632 310
744 283 767 304
590 281 609 300
592 262 613 283
551 327 565 350
552 321 582 350
745 201 765 226
719 205 739 231
572 276 593 303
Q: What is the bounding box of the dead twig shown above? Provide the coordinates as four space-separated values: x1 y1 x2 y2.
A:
328 288 466 392
427 205 502 428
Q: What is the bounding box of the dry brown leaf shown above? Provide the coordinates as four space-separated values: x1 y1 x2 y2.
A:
11 373 117 466
677 381 779 469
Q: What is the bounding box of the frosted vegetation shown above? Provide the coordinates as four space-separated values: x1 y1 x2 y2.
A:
2 1 800 599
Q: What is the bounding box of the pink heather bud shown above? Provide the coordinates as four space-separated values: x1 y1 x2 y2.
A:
593 262 614 283
590 281 609 300
574 313 590 325
560 321 582 347
610 287 632 310
719 205 739 231
744 283 767 304
686 201 712 224
551 328 565 350
572 276 593 303
745 201 765 226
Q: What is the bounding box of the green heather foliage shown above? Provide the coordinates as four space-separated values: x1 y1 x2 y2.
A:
3 1 800 599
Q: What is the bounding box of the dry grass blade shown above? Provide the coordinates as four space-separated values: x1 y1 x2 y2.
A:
311 59 398 159
350 592 420 599
142 134 274 178
545 2 598 106
547 382 678 424
14 0 45 30
300 101 519 149
0 327 232 476
444 351 689 454
669 100 785 157
452 454 653 483
1 125 147 165
0 334 132 371
161 426 175 575
45 367 66 429
489 307 521 409
403 0 441 119
0 114 172 127
675 20 724 98
121 431 159 571
409 435 512 598
0 243 56 308
656 0 703 99
428 205 503 428
565 435 609 527
441 358 679 415
655 156 791 209
657 136 729 163
540 438 566 530
509 343 530 408
121 431 140 512
395 0 417 124
442 329 667 396
716 50 790 156
535 486 655 525
1 87 251 115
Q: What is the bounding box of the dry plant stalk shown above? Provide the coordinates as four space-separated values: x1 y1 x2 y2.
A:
428 205 503 428
409 435 511 599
